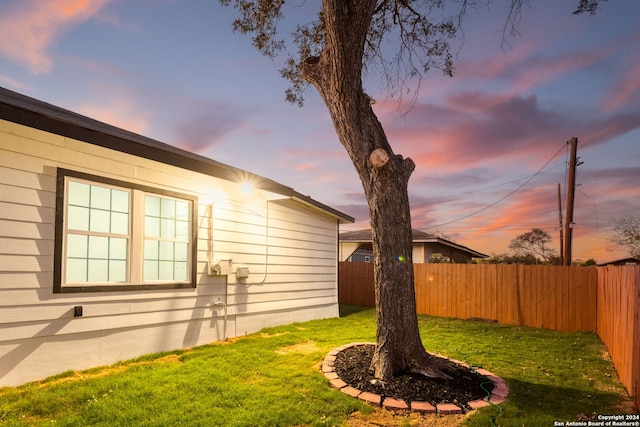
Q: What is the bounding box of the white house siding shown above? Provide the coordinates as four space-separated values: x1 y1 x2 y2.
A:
339 242 361 262
0 118 342 387
412 244 434 263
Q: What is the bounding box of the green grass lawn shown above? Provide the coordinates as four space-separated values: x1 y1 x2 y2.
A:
0 305 634 426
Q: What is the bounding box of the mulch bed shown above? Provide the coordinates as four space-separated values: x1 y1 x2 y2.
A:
333 344 493 410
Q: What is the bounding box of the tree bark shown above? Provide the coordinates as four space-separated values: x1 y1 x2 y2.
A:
302 0 449 381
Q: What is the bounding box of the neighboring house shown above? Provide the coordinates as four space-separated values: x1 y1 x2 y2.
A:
0 87 353 387
346 248 373 262
340 229 488 264
597 257 640 266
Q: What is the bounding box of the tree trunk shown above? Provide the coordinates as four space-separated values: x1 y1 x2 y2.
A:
302 0 450 381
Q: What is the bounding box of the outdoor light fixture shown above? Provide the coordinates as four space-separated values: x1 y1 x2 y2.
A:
240 181 254 195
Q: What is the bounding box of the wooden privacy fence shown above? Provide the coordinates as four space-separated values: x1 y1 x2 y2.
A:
339 263 598 331
338 262 639 410
597 265 640 411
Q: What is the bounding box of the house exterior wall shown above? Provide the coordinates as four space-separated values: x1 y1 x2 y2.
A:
339 242 361 262
412 244 433 263
0 118 340 386
340 243 434 263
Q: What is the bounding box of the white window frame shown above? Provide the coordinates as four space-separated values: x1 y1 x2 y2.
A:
54 169 197 293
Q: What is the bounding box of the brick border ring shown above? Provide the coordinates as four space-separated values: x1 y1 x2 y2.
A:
321 342 508 414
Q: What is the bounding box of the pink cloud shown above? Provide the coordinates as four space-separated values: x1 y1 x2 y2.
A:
598 26 640 112
452 25 629 99
380 87 640 177
78 97 149 136
418 166 638 261
0 75 32 92
0 0 112 73
382 93 566 172
601 60 640 112
175 109 246 153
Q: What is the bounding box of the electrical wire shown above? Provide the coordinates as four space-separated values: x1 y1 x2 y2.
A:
437 161 566 201
423 142 569 230
577 187 599 232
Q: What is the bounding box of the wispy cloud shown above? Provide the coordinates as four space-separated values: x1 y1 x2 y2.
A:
600 57 640 112
381 86 640 177
0 0 112 73
597 26 640 112
0 74 32 92
173 99 248 153
78 95 149 136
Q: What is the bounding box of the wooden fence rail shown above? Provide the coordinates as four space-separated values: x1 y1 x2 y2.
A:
338 262 639 409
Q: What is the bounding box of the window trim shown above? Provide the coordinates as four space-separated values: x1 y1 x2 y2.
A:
54 168 198 293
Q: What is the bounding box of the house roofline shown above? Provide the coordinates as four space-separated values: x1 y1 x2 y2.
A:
340 228 488 258
426 237 489 259
0 86 354 224
596 257 640 266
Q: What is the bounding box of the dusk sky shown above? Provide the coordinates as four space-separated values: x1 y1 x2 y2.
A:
1 0 638 263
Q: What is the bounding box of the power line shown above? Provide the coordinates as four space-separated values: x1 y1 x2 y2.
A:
435 161 566 200
422 142 569 230
577 187 599 232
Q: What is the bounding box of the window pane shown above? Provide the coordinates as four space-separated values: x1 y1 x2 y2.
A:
90 185 111 210
158 261 173 280
144 240 159 260
111 211 129 235
144 260 158 280
88 259 109 282
68 206 90 231
159 241 174 260
175 242 188 261
176 201 190 221
67 234 88 258
175 220 189 240
145 196 160 217
174 262 187 281
90 209 110 233
67 258 87 282
68 181 90 207
88 236 109 259
109 260 127 282
142 195 191 283
161 198 175 219
111 189 129 213
109 238 128 260
145 216 160 237
160 218 175 238
65 180 132 285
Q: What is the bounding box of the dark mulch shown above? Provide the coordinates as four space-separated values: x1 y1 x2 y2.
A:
333 344 493 410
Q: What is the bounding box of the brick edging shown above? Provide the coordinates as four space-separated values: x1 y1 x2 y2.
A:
322 342 508 414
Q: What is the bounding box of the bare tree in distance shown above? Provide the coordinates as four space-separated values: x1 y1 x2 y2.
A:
509 228 558 264
610 216 640 258
218 0 608 381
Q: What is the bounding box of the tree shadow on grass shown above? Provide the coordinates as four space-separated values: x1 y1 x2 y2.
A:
339 304 373 317
469 377 636 426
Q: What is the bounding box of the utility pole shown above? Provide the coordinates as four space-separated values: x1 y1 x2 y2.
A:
563 137 578 266
558 183 564 265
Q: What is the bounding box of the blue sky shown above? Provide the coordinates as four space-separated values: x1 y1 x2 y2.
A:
1 0 639 262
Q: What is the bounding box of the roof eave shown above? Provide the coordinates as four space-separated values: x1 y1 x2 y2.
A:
0 87 353 224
